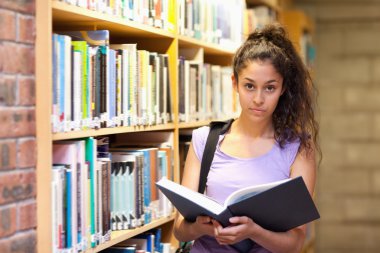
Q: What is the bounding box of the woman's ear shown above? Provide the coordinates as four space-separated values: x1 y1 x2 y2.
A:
232 74 238 92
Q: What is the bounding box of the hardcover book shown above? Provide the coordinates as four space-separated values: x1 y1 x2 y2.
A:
156 176 320 253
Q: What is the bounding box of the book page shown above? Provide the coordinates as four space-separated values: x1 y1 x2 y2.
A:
156 178 225 215
224 178 292 206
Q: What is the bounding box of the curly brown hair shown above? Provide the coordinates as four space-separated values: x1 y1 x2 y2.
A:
233 23 320 159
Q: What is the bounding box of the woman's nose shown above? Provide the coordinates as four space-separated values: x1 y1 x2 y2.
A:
253 90 264 105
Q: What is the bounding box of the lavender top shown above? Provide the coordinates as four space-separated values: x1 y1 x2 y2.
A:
190 126 300 253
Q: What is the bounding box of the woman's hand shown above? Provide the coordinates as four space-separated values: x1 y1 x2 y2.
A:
192 216 215 237
212 216 258 245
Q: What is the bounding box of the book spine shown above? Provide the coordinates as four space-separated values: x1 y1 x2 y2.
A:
127 159 137 228
65 167 72 249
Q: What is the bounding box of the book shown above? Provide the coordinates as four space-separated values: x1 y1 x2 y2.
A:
156 176 320 253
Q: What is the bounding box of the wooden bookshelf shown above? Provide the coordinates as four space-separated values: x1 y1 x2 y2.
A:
35 1 315 253
53 123 176 141
36 1 53 252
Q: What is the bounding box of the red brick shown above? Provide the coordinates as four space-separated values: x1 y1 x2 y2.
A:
0 42 35 75
0 108 36 138
0 76 16 106
17 201 36 231
0 9 16 41
18 138 36 169
18 14 35 44
0 140 17 170
0 0 35 15
0 230 36 253
18 77 35 106
0 205 16 237
0 171 36 205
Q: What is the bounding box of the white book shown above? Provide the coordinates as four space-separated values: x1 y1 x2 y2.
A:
147 55 153 125
63 35 72 132
155 54 161 124
52 165 65 253
122 49 129 126
72 51 82 130
211 65 221 119
53 142 78 251
110 44 138 125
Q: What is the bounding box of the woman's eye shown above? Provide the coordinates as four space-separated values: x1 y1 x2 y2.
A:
245 84 254 90
266 86 275 92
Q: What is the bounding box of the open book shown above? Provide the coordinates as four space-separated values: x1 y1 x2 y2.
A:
156 176 320 253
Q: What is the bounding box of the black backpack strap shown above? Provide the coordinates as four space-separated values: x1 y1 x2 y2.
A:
197 118 234 193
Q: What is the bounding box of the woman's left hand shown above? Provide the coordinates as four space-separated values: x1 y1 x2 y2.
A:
212 216 258 245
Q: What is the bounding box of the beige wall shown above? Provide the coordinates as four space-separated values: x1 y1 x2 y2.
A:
295 0 380 252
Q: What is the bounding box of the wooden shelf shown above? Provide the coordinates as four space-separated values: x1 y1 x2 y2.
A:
85 213 176 253
53 123 176 141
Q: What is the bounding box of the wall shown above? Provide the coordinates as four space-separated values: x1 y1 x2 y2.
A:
294 0 380 252
0 0 37 252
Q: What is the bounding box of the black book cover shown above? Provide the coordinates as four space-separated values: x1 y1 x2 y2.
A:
156 176 320 253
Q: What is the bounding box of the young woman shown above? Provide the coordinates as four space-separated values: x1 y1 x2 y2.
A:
174 23 320 253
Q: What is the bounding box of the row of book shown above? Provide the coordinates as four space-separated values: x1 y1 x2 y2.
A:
55 0 176 32
178 58 240 123
51 137 173 252
102 228 174 253
177 0 246 49
57 0 252 50
52 30 172 133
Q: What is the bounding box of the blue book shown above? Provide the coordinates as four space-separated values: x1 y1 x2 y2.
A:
150 228 162 253
157 150 168 179
85 137 96 248
58 34 65 125
135 233 154 253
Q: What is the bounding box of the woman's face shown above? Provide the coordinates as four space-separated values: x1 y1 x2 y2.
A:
233 59 284 123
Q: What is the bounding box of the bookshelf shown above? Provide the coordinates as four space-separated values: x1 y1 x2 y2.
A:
35 1 314 253
36 1 181 252
36 0 238 252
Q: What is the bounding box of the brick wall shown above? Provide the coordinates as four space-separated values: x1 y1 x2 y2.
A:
295 0 380 252
0 0 37 252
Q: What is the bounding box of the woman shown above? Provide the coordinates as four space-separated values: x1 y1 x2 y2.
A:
174 23 320 253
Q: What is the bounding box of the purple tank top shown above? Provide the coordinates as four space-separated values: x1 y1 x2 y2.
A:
190 126 300 253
